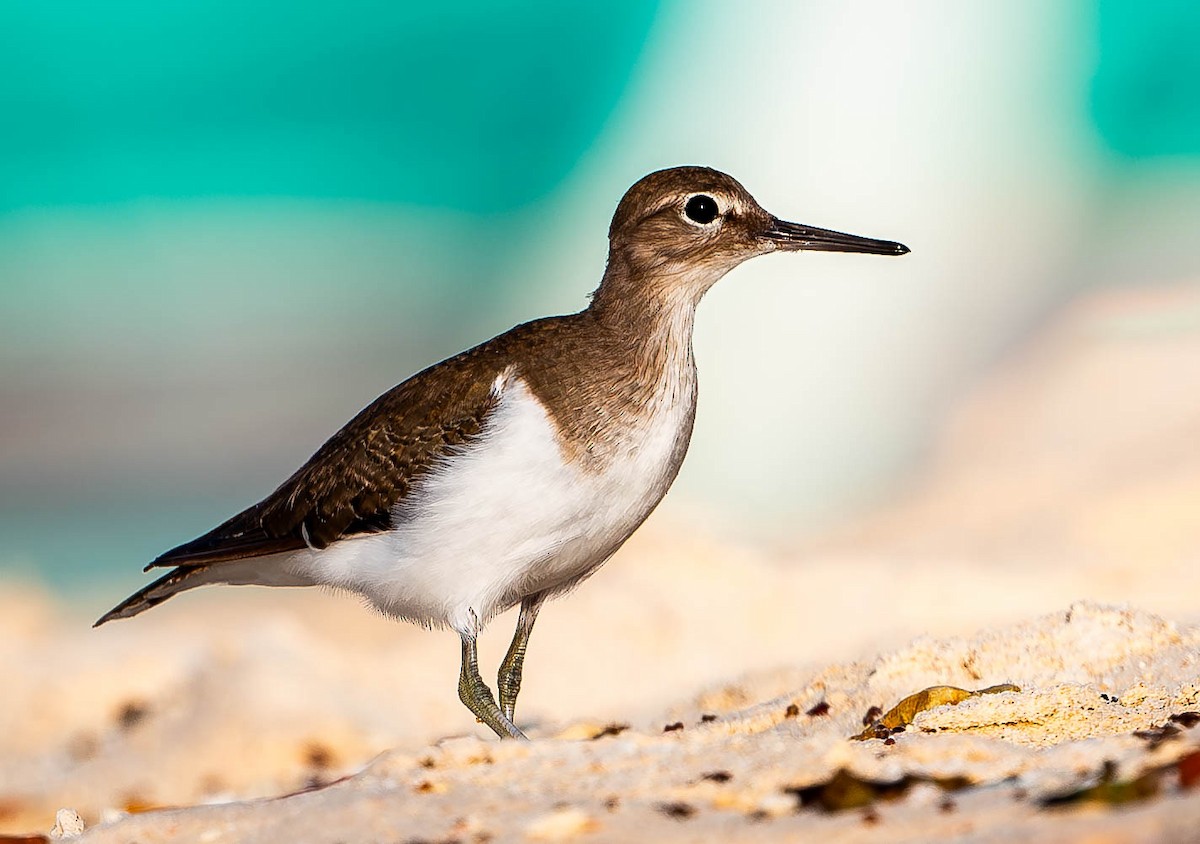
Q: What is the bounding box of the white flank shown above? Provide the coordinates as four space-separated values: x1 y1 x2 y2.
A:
288 366 695 634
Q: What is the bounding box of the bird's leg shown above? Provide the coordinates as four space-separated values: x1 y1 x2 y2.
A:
458 624 527 740
497 593 545 722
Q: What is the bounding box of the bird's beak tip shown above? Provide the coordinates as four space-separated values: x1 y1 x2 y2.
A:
764 218 909 257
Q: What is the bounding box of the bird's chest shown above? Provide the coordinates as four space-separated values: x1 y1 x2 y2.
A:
479 372 692 535
574 380 697 534
385 372 695 608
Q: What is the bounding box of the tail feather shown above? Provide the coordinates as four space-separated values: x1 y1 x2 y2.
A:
95 557 316 627
94 566 210 627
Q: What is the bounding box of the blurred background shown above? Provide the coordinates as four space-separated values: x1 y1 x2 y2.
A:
1 0 1199 599
5 2 1200 833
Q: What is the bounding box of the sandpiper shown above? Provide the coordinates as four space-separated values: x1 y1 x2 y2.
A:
97 166 908 739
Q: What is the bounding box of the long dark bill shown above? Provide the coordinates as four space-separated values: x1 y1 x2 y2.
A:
765 218 909 255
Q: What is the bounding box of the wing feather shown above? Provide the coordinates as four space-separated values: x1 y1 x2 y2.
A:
146 353 504 570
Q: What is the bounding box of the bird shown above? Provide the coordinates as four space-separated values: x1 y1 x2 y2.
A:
96 166 909 739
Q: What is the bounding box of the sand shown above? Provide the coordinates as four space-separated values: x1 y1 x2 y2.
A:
4 281 1200 842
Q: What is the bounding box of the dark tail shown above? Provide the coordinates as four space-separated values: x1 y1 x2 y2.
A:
94 566 212 627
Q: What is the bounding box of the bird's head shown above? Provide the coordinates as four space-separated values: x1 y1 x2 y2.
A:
596 166 908 309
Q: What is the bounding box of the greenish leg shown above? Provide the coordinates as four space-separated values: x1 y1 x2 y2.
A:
498 594 545 723
458 627 527 740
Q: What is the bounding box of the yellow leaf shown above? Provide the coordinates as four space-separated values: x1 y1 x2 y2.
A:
855 683 1019 740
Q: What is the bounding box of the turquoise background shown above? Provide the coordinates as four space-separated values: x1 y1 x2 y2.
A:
1090 0 1200 158
0 2 659 213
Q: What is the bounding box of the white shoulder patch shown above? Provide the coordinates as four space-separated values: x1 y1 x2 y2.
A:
490 366 515 399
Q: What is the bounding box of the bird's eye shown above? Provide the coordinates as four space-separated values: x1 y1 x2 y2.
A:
684 195 720 225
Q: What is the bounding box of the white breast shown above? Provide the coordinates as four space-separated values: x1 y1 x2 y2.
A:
291 369 695 635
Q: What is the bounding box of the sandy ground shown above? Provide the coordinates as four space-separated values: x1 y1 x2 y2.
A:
4 281 1200 842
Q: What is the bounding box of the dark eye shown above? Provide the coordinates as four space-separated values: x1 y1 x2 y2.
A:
684 194 719 225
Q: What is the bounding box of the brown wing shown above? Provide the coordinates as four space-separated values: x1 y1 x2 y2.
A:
146 350 505 570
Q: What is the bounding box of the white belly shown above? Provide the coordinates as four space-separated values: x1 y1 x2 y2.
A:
290 373 693 634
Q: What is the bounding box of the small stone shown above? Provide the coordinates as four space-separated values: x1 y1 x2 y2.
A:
655 801 696 820
50 808 85 839
1169 712 1200 729
754 793 795 818
525 808 597 840
116 702 149 731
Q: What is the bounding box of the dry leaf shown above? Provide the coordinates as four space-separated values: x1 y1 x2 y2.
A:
854 684 1020 740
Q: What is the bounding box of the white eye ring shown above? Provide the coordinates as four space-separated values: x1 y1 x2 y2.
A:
682 194 721 226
